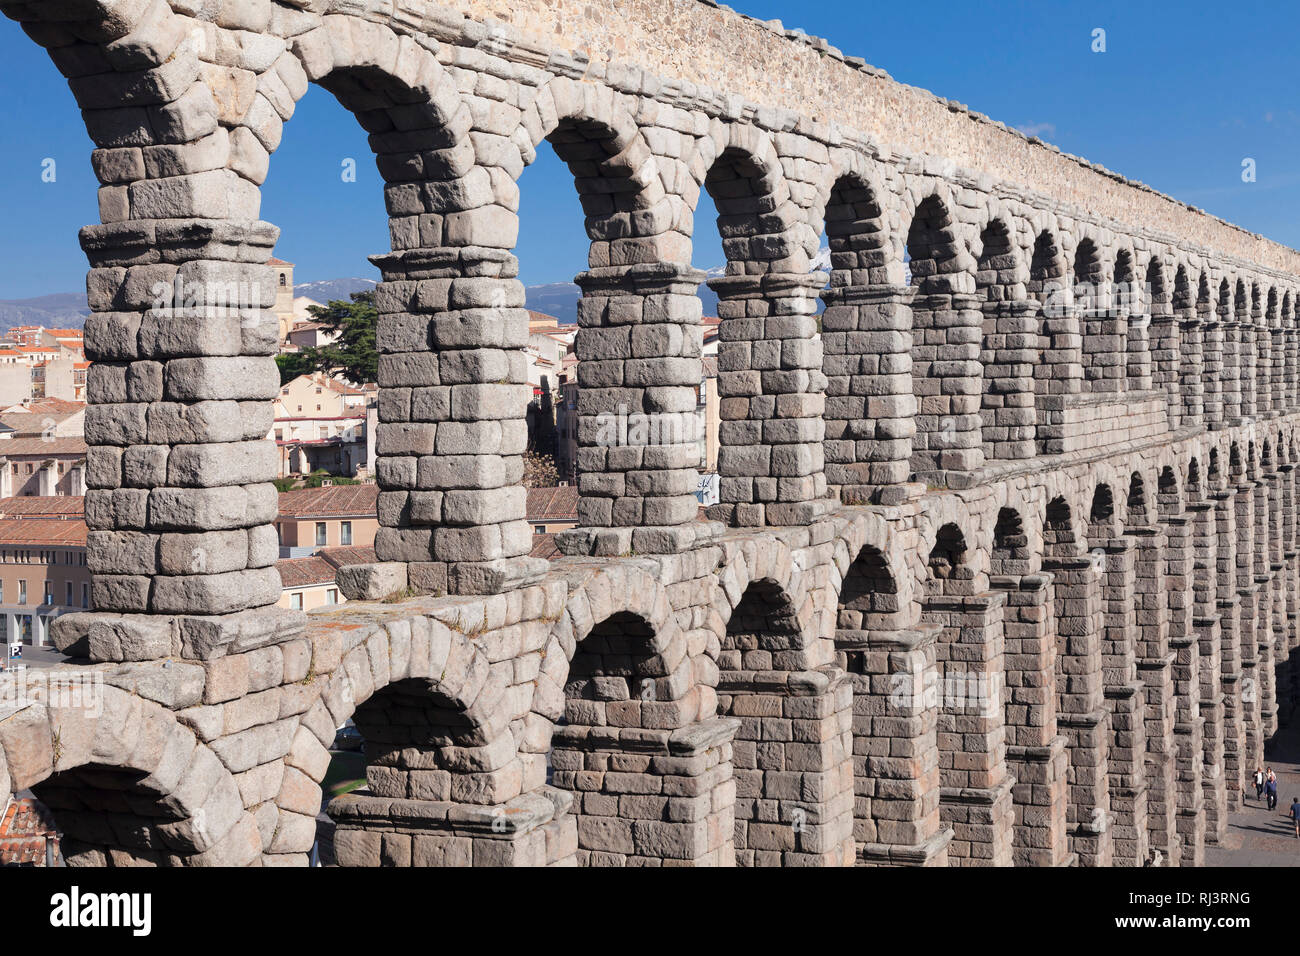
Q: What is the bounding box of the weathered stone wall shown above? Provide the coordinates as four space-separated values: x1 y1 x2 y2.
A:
2 0 1300 867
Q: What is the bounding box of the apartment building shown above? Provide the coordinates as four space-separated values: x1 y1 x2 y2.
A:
275 484 379 557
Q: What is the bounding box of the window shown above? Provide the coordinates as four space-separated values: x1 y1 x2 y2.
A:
535 525 546 534
279 273 287 287
315 522 327 547
18 580 26 605
340 521 352 546
326 588 338 605
44 582 52 605
65 581 72 606
81 583 88 608
290 593 303 611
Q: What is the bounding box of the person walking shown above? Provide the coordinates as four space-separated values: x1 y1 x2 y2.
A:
1265 772 1278 812
1254 767 1266 802
1290 798 1300 839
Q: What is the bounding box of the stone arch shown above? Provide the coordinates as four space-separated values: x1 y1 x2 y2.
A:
516 81 702 551
922 516 1016 865
905 190 975 296
906 191 982 482
978 217 1037 461
816 158 906 503
992 506 1037 576
709 538 816 658
0 683 260 866
815 151 894 288
1044 494 1082 559
926 522 969 590
1089 482 1118 535
1075 237 1123 392
1029 229 1081 452
1127 471 1150 526
698 124 826 528
694 122 808 270
537 564 733 865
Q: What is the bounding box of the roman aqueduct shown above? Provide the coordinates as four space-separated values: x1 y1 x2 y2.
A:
2 0 1300 866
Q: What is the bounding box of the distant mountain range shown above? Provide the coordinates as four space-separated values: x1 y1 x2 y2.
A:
0 246 843 331
0 293 91 330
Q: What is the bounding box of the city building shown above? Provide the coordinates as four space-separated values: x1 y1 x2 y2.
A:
526 485 579 536
276 546 377 612
275 484 379 557
0 437 86 496
269 257 297 341
272 373 376 479
0 516 90 647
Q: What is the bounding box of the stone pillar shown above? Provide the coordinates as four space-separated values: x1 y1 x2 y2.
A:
821 285 914 505
709 272 829 527
1280 463 1299 729
1202 318 1224 428
994 573 1071 866
1177 313 1204 428
841 624 951 866
1128 525 1177 866
1221 312 1243 423
329 787 576 867
1258 474 1282 738
550 717 739 866
1188 499 1227 843
1080 305 1126 393
923 591 1016 866
559 263 706 557
721 667 855 866
1286 314 1299 412
1149 306 1179 427
62 220 302 664
1212 488 1245 809
910 292 984 487
1235 479 1263 772
1271 323 1286 414
1036 302 1083 455
1126 312 1153 392
1093 536 1147 866
1162 513 1205 866
1042 552 1113 866
1240 321 1258 418
980 298 1038 461
371 248 540 596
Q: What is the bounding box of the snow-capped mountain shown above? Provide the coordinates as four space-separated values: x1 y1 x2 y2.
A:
294 277 378 302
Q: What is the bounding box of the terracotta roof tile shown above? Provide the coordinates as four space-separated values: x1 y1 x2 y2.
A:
529 533 560 559
0 518 87 545
526 486 579 521
318 546 378 569
0 437 87 457
277 484 378 518
0 496 83 518
0 798 58 867
276 556 338 588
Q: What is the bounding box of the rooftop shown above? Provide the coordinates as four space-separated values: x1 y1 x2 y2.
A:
277 484 379 518
526 486 579 521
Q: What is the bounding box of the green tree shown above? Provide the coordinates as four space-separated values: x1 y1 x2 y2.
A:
288 291 379 385
276 350 315 386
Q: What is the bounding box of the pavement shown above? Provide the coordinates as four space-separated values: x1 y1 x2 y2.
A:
0 644 78 671
1205 716 1300 866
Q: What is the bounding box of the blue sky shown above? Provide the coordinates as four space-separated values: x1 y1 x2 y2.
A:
1 0 1298 298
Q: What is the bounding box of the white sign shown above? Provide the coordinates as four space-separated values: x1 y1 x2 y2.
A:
696 473 719 506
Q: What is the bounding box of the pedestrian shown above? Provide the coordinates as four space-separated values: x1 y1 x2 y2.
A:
1291 798 1300 839
1265 773 1278 811
1254 767 1266 801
